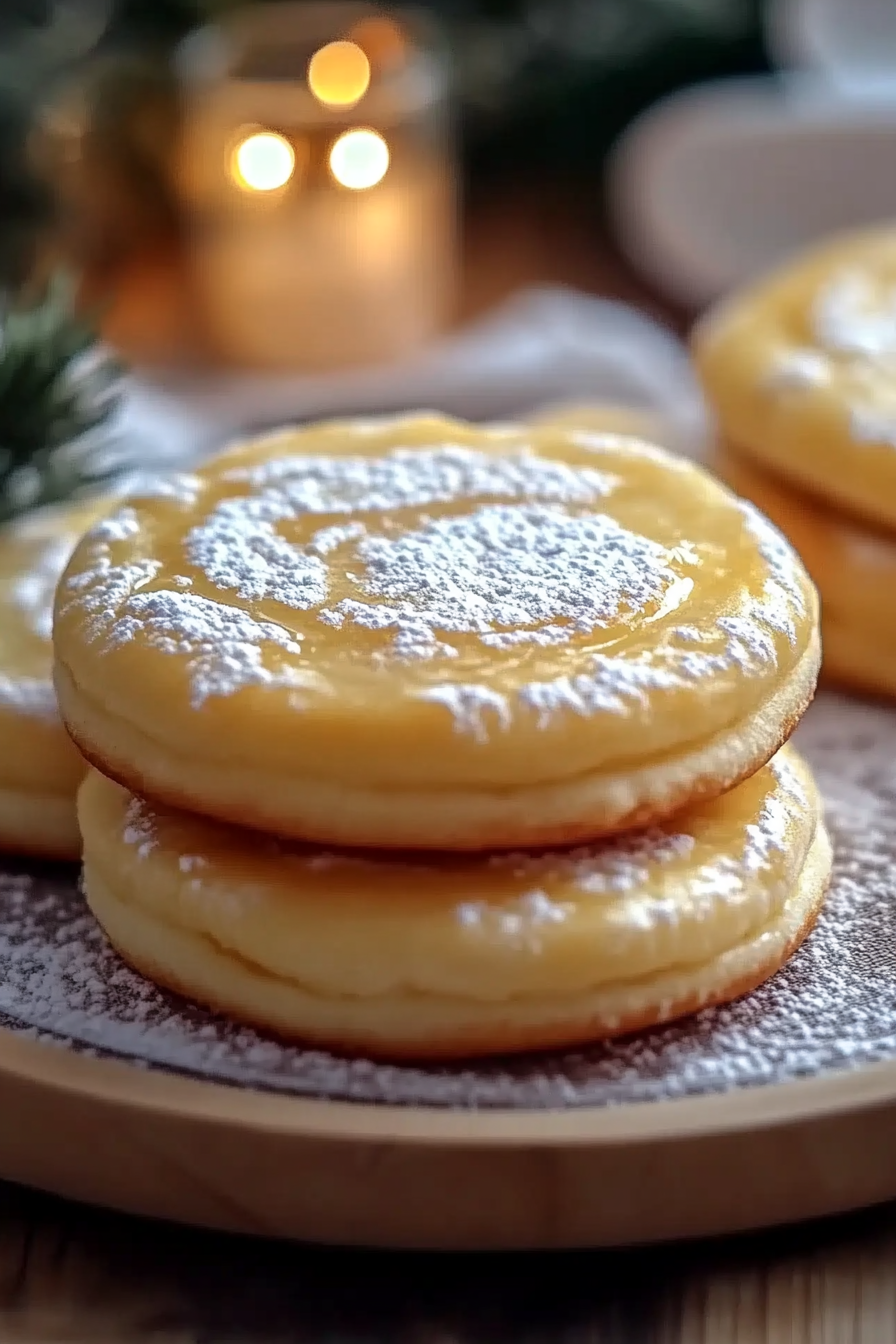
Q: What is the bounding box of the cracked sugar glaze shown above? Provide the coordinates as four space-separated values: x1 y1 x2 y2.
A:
55 415 814 788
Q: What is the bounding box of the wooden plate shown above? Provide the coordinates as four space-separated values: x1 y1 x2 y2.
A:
1 692 895 1249
2 1029 896 1249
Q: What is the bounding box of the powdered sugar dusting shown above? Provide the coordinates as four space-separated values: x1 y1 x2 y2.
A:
0 692 889 1111
4 501 108 646
0 677 59 718
9 535 75 643
319 505 675 647
456 759 803 946
417 684 512 744
62 434 807 732
456 830 696 945
88 506 140 544
186 495 329 609
0 508 93 721
814 270 896 359
104 590 309 709
59 517 312 707
762 348 832 393
796 268 896 449
63 442 673 708
122 795 157 860
455 888 573 950
509 610 786 728
737 499 807 645
124 472 201 506
486 830 696 893
223 443 617 512
186 447 661 657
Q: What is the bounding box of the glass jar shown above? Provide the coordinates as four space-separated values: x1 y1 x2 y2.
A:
176 1 457 371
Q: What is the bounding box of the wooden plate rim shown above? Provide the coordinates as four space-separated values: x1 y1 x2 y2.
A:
3 1026 896 1146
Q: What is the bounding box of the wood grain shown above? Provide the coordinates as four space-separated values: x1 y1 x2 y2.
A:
0 1184 895 1341
2 1021 896 1252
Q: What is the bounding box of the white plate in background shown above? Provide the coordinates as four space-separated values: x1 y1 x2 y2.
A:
607 0 896 309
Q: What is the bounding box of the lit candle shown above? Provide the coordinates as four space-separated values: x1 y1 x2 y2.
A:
176 2 456 371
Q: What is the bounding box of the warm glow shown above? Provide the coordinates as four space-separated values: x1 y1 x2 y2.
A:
348 16 407 70
329 128 390 190
232 132 295 191
308 41 371 107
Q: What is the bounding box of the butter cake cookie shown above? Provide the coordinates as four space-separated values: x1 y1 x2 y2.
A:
694 228 896 531
717 446 896 700
55 415 819 849
0 499 107 857
79 746 830 1058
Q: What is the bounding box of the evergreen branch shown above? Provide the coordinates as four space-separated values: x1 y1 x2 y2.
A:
0 271 128 524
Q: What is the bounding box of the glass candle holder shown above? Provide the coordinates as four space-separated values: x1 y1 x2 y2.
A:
176 2 456 371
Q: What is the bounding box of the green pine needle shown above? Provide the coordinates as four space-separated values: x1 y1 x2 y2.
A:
0 271 127 523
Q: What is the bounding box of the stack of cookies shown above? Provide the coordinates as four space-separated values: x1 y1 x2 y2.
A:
693 229 896 702
52 413 831 1059
0 498 111 860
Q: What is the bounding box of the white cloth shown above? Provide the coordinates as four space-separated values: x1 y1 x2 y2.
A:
115 286 707 468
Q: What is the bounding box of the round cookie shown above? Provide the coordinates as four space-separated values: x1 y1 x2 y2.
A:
716 447 896 701
693 228 896 532
79 746 830 1059
0 498 110 859
54 415 819 850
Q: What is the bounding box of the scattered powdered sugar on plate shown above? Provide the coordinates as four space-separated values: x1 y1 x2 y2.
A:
0 691 894 1111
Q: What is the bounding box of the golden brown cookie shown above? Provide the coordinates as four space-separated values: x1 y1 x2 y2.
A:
716 445 896 700
694 228 896 532
79 745 830 1059
55 414 818 849
0 499 108 858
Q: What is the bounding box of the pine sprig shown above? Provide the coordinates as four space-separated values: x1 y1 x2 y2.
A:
0 271 127 523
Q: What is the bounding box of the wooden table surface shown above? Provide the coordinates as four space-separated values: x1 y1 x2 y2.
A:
13 182 894 1344
4 1182 896 1341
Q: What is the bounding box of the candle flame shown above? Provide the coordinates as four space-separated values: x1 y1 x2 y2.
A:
329 128 389 190
233 132 295 191
308 41 371 108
